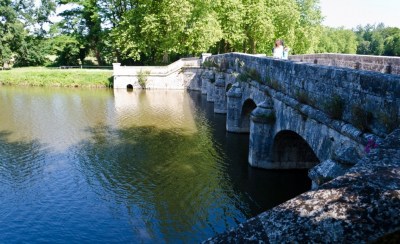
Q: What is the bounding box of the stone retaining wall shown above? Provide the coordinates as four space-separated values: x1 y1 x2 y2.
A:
289 53 400 75
112 58 201 89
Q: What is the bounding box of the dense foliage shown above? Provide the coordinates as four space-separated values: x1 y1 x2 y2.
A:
0 0 399 67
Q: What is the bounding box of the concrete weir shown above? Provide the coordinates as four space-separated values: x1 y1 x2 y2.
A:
113 52 400 242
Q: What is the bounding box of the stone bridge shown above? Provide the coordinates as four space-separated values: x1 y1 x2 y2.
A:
199 53 400 242
200 53 399 188
113 52 400 242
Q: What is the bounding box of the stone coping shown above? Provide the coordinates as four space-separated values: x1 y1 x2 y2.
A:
204 129 400 243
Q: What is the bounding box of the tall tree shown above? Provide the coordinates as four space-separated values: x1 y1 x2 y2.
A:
214 0 246 53
293 0 323 54
266 0 300 51
57 0 106 64
353 23 399 56
0 0 31 66
316 27 357 54
384 33 400 56
242 0 274 54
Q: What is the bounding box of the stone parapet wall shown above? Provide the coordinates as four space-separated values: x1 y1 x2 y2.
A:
207 53 400 137
113 58 201 89
204 128 400 243
289 53 400 75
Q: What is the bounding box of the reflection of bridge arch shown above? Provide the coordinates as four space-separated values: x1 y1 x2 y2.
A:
241 99 257 133
272 130 320 169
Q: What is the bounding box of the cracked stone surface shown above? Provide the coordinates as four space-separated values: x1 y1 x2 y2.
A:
204 129 400 243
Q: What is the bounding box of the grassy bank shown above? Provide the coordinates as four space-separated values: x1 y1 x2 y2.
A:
0 67 113 88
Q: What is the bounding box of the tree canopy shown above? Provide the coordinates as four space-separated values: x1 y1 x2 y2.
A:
1 0 399 67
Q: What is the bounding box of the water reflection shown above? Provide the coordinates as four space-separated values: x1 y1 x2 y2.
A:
0 87 310 243
188 91 311 217
74 123 236 242
74 89 243 242
113 89 197 134
0 130 47 188
0 87 114 151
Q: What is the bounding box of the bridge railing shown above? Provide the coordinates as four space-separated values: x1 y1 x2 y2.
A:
113 57 200 77
289 53 400 75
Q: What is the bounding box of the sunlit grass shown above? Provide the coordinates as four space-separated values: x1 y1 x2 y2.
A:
0 67 113 88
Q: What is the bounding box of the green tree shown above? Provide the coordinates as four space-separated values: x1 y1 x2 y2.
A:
33 0 57 36
184 11 223 56
14 36 50 67
0 0 27 66
242 0 274 54
51 35 81 65
357 40 371 54
0 0 56 67
293 0 323 54
214 0 245 53
267 0 300 52
57 0 108 64
384 33 400 56
370 32 384 55
353 23 399 56
316 27 357 54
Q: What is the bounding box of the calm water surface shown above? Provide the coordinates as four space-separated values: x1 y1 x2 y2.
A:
0 86 310 243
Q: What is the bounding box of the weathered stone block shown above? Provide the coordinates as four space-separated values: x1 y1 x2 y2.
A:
214 77 227 114
308 159 352 188
206 80 215 102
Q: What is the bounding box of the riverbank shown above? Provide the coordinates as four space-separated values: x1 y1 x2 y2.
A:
0 67 113 88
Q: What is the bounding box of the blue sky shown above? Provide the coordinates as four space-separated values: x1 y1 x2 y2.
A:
319 0 399 29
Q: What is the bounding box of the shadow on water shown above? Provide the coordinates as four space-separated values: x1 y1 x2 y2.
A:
0 87 311 243
73 122 240 243
0 130 48 187
187 90 311 216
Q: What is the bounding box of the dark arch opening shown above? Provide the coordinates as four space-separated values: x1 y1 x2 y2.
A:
272 130 320 169
127 84 133 91
240 99 257 133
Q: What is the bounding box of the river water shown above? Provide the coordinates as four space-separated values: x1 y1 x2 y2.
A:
0 86 310 243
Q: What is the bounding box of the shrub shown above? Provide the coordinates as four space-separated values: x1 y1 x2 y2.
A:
137 69 150 89
296 90 310 105
351 105 373 132
324 95 345 120
202 60 218 69
377 110 399 133
247 68 262 83
237 72 249 83
266 79 283 91
236 67 262 84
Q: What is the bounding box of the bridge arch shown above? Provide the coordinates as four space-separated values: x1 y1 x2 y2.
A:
241 99 257 133
127 84 134 90
272 130 320 169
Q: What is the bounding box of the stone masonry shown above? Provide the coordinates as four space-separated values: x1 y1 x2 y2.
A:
199 52 400 242
203 128 400 243
113 52 400 242
289 53 400 75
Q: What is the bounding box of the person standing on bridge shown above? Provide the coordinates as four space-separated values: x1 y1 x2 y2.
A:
273 39 284 59
283 46 290 59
